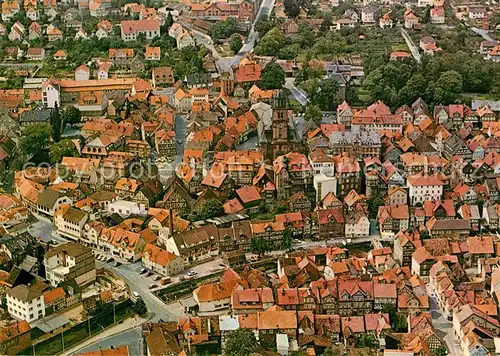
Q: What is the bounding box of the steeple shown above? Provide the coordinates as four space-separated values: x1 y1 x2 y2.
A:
272 89 289 109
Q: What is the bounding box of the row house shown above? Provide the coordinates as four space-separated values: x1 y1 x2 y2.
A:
377 205 409 234
250 221 286 250
189 1 254 22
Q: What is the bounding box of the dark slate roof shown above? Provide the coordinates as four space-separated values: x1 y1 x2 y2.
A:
19 107 52 123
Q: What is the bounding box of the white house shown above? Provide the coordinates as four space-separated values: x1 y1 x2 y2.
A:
468 6 486 19
6 285 45 322
407 174 444 205
313 174 338 202
75 64 90 81
106 200 147 218
42 80 60 108
36 189 72 218
417 0 432 7
345 212 370 238
142 243 184 276
309 151 334 176
54 205 88 241
120 19 160 41
97 62 110 80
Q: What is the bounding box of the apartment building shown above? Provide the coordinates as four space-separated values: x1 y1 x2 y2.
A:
54 205 89 241
6 285 45 322
44 242 96 287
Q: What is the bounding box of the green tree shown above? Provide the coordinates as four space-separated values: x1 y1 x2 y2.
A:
20 123 51 157
368 197 385 219
283 227 293 250
50 139 79 164
51 103 62 142
283 0 311 18
255 18 272 37
434 70 463 104
62 106 82 126
251 237 269 257
133 298 147 316
255 28 286 56
260 62 285 89
431 347 447 356
314 79 339 111
305 104 322 123
200 198 225 220
355 333 377 348
211 18 237 42
224 329 258 356
229 33 243 54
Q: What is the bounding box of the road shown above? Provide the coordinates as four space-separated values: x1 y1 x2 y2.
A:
68 327 144 356
426 284 463 356
232 0 277 65
285 78 308 105
471 27 495 42
186 25 222 59
400 27 422 63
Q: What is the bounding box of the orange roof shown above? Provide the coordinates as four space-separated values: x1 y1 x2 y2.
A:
43 287 66 304
0 321 30 343
257 310 297 330
142 243 178 267
76 346 129 356
145 46 160 57
407 173 445 186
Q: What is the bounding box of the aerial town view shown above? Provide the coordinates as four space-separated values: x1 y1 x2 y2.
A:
0 0 498 354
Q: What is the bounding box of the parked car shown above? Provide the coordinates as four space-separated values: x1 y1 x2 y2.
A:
107 257 114 263
147 271 154 277
187 270 197 276
113 261 121 267
149 284 158 289
140 268 148 274
132 291 140 298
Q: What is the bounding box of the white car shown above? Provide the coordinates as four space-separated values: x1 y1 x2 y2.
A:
187 271 197 276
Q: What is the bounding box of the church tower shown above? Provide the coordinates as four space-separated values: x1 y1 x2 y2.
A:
270 90 291 159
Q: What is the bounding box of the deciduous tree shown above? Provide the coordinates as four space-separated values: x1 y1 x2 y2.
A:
20 123 51 157
261 62 285 89
50 139 79 164
224 329 258 356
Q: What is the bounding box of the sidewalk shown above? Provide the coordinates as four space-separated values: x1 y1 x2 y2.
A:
60 315 149 356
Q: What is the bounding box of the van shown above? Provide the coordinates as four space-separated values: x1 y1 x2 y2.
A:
160 277 171 285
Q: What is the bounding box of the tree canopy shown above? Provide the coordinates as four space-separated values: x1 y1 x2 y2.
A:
229 33 243 54
260 62 285 89
224 329 258 356
62 106 82 126
211 18 237 42
283 0 312 18
50 139 79 164
20 123 51 157
200 198 225 220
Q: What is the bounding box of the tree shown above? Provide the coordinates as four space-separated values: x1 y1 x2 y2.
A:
50 139 79 164
283 0 311 18
368 197 385 219
165 12 174 30
251 237 269 257
314 79 339 111
255 28 286 56
200 198 225 220
20 123 51 157
305 104 322 123
62 106 82 126
355 333 376 348
224 329 258 356
229 33 243 54
431 347 447 356
434 70 463 104
51 103 62 142
260 62 285 89
283 227 293 250
211 18 237 42
133 298 147 316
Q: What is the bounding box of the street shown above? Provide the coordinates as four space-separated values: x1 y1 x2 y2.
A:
471 27 495 42
400 27 422 63
232 0 277 65
73 327 143 356
285 78 309 105
426 284 463 356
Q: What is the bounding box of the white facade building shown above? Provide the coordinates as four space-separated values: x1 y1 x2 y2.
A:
407 175 444 205
6 285 45 322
